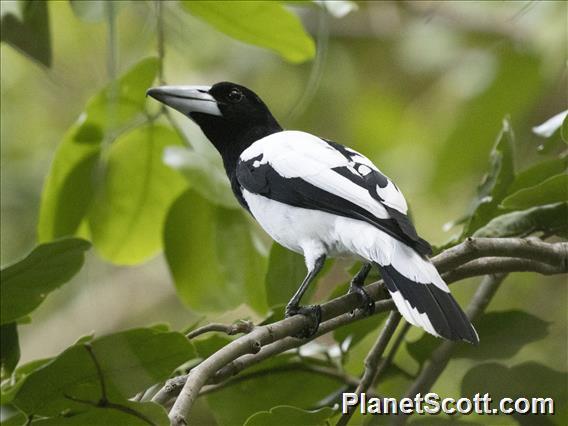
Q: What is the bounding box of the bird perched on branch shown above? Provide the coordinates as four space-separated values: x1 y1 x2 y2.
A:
147 82 478 344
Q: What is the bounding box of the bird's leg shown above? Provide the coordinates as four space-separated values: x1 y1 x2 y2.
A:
348 262 375 315
285 255 326 338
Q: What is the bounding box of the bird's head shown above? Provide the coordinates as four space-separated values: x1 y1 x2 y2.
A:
147 82 281 162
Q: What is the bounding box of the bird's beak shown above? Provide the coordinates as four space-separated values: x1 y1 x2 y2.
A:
146 85 222 117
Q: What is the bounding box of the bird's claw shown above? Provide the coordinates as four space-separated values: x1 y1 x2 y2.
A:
285 304 322 338
348 285 375 316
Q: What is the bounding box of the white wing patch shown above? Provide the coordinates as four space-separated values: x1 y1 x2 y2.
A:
240 130 408 221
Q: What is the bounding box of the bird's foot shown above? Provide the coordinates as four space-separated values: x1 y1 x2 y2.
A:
285 304 322 338
348 284 375 316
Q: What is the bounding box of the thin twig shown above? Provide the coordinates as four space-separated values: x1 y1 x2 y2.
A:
186 320 255 340
336 312 402 426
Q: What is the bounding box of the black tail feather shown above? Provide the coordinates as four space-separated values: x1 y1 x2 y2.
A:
379 265 478 344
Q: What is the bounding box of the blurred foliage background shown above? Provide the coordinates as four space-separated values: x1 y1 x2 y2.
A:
1 1 567 425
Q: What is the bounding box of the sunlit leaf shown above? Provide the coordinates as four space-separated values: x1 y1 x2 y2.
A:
0 323 19 378
83 57 159 135
38 58 160 243
500 174 568 210
408 310 550 365
0 238 90 325
461 362 566 425
532 110 568 138
1 0 51 67
164 189 267 313
12 328 196 417
244 405 336 426
163 146 239 209
87 124 186 264
461 118 516 237
473 203 567 238
181 1 315 63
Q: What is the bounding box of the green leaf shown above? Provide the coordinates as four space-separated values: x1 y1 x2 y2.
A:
501 174 568 210
163 146 239 209
12 328 196 417
1 0 51 67
164 189 267 313
244 405 336 426
408 310 550 365
37 126 102 242
507 157 567 195
87 124 186 264
38 58 160 243
30 401 169 425
181 1 315 63
0 323 20 378
265 243 308 308
1 358 52 406
461 362 567 425
83 57 159 135
461 118 516 237
473 203 567 238
0 238 90 325
0 406 26 426
193 335 233 359
206 358 341 426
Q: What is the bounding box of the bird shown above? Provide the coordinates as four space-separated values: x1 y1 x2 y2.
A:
147 82 479 344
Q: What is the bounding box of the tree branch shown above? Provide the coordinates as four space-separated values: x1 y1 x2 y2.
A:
337 311 402 426
165 238 567 425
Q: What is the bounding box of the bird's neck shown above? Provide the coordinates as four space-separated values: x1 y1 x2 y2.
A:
220 124 282 178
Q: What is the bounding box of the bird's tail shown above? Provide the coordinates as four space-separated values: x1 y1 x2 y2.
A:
374 242 479 344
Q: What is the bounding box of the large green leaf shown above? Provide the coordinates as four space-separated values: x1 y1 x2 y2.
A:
507 157 567 195
0 238 90 325
461 363 566 425
206 356 341 426
244 405 336 426
69 0 124 23
1 0 51 67
163 146 239 209
461 119 516 236
38 58 160 243
473 203 567 238
1 359 52 406
12 328 196 417
407 310 550 365
181 1 315 63
164 189 267 313
501 174 568 210
265 243 308 308
0 323 19 378
87 124 186 264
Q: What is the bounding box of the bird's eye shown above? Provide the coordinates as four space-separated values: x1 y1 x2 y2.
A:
227 89 243 103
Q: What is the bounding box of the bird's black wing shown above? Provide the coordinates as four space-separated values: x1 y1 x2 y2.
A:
236 133 431 255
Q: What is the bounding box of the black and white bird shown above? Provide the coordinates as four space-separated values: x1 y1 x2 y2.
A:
147 82 478 344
